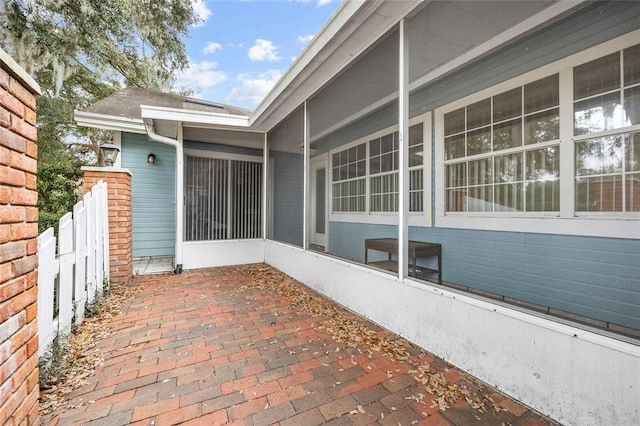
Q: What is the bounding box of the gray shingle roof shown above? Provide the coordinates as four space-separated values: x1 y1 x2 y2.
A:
82 87 252 119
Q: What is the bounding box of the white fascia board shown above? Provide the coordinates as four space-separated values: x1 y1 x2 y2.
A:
411 0 588 91
247 0 425 132
248 0 370 128
74 110 146 134
140 104 250 129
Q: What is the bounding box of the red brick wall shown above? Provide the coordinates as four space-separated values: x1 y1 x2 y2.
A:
83 169 133 283
0 54 40 425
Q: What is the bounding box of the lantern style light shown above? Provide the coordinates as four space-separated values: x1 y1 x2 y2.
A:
147 153 156 164
99 143 120 167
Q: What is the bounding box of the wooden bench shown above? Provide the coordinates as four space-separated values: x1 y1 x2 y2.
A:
364 238 442 284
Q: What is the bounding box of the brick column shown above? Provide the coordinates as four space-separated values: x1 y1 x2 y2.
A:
0 49 41 425
82 167 133 284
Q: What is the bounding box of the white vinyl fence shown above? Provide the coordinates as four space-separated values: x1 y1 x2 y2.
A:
37 180 110 357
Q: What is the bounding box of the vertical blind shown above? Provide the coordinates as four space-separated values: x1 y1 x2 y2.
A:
185 155 262 241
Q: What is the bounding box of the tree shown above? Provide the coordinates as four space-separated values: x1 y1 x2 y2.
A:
0 0 199 228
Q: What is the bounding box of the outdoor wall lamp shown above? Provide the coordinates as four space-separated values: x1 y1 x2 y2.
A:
147 153 156 164
99 143 120 167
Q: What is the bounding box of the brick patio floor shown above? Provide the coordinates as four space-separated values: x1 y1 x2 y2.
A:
42 265 557 426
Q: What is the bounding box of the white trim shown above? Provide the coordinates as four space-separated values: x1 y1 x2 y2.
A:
328 112 432 226
303 101 310 250
74 111 146 134
249 0 368 126
184 148 263 164
434 30 640 239
398 18 410 279
140 104 251 129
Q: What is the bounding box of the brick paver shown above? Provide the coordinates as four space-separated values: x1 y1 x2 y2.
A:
41 266 557 425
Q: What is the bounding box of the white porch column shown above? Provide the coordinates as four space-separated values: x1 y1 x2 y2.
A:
263 133 268 240
303 100 310 250
398 18 409 279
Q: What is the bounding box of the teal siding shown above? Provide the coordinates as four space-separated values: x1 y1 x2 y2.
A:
324 2 640 331
329 222 640 329
121 133 176 257
272 151 303 247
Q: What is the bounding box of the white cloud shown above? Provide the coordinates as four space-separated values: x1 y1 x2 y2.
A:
296 34 314 45
192 0 212 25
225 70 282 106
203 41 222 54
248 39 281 62
292 0 335 6
176 60 228 91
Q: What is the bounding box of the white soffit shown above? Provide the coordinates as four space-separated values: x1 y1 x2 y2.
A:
248 0 422 132
74 111 146 134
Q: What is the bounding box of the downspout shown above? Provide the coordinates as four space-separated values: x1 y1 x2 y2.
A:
144 120 184 274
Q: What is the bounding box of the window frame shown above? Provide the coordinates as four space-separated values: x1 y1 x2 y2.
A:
329 112 432 226
184 148 264 242
434 30 640 239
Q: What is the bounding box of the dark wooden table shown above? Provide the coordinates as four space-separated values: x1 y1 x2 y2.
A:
364 238 442 284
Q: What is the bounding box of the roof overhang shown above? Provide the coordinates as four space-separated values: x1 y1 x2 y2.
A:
140 105 251 131
74 111 146 134
248 0 422 132
76 1 589 140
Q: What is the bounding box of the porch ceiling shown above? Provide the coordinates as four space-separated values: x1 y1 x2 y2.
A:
258 0 583 154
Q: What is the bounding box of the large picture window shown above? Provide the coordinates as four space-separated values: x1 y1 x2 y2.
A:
331 120 427 217
574 44 640 212
439 39 639 222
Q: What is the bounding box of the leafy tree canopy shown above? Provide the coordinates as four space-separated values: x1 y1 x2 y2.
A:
0 0 199 227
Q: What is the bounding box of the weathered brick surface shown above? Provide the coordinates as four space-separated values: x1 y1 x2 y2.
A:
40 268 555 426
0 51 40 425
83 169 133 283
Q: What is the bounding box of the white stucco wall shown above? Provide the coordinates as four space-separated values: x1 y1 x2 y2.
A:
264 240 640 426
182 239 265 270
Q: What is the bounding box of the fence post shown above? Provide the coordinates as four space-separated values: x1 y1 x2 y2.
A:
85 191 96 304
57 213 75 336
73 200 88 325
101 181 110 283
95 182 105 295
37 228 57 357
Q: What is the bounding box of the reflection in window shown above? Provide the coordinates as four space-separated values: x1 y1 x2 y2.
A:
574 44 640 212
575 133 639 212
444 74 560 212
574 44 640 134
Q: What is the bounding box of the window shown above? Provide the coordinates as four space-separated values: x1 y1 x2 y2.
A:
332 143 366 212
185 153 262 241
331 120 427 217
369 132 399 212
574 45 640 212
444 74 560 212
436 33 639 237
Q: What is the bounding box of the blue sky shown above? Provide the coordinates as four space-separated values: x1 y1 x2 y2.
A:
176 0 341 110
